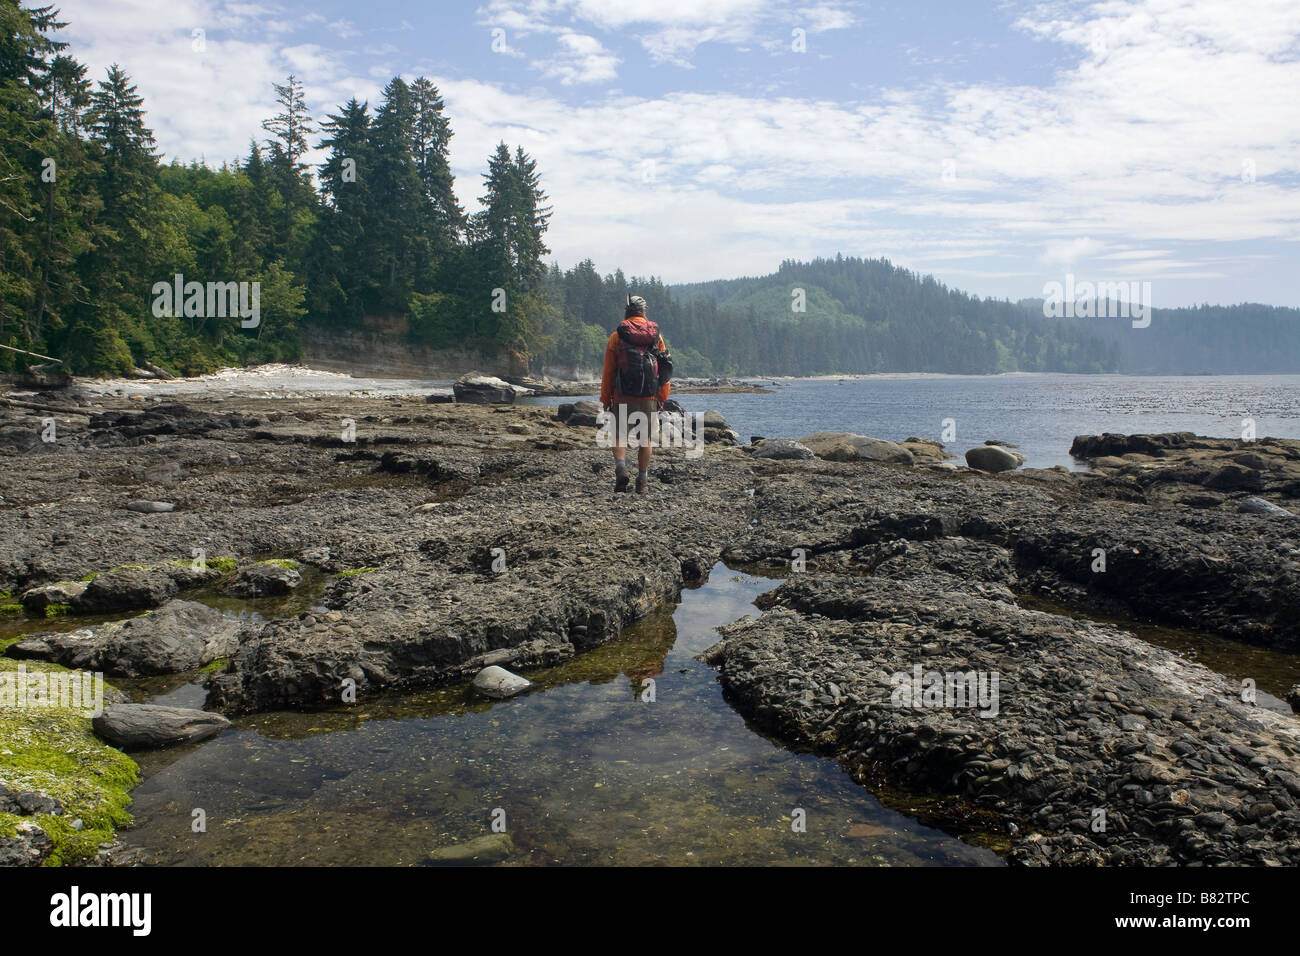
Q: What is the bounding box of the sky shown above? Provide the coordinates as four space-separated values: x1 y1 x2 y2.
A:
49 0 1300 308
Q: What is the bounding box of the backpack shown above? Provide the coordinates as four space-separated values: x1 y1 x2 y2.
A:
614 318 663 398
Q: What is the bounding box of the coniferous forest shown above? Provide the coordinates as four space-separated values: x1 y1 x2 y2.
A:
2 2 1296 380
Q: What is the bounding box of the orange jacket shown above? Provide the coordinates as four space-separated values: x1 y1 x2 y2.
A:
600 317 671 406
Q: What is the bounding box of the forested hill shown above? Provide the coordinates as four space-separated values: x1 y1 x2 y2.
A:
664 256 1117 375
661 257 1300 376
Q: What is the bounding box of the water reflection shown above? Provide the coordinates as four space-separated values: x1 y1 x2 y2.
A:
119 564 1002 866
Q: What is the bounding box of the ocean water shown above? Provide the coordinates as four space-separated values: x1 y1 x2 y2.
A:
526 373 1300 470
74 366 1300 469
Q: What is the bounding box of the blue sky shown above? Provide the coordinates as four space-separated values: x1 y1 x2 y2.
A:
53 0 1300 307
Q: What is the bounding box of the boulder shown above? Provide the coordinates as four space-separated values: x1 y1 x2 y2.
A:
471 665 532 699
751 438 815 461
702 410 732 431
557 400 603 428
900 438 951 463
7 600 244 676
798 432 915 465
19 580 87 612
426 833 514 865
1238 496 1295 518
92 703 231 749
965 445 1023 473
452 373 527 405
227 562 301 597
75 568 177 613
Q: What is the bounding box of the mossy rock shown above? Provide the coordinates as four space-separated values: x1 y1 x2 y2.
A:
43 604 71 619
1 604 23 615
253 559 300 571
200 657 229 675
338 567 378 578
0 659 138 865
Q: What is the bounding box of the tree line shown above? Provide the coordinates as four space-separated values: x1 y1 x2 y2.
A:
0 1 551 376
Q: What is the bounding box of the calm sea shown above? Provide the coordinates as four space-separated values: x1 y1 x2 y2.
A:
526 373 1300 470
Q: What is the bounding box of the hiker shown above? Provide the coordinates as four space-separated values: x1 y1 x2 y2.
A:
600 295 672 493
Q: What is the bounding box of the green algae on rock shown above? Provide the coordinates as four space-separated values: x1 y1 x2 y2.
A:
0 658 138 865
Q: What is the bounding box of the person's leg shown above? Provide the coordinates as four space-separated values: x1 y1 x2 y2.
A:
635 399 654 493
613 403 630 491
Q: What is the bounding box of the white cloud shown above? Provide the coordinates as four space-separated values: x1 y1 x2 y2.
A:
533 33 620 85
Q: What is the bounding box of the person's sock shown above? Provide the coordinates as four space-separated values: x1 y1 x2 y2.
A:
637 469 648 481
615 459 628 473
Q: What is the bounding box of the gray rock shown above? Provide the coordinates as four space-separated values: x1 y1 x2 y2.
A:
471 665 532 699
751 438 815 460
558 400 603 428
227 562 301 597
92 703 231 749
1238 496 1295 518
427 833 514 865
76 568 178 612
702 410 732 431
1287 685 1300 714
7 600 244 676
453 373 527 405
0 822 52 867
125 499 176 513
965 444 1023 473
798 432 915 465
19 580 87 612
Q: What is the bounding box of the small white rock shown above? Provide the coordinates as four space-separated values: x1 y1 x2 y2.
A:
471 665 532 699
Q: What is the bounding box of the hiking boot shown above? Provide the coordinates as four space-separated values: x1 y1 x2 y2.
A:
614 469 630 493
635 475 648 494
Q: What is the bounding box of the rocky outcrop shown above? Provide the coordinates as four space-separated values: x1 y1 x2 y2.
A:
1070 433 1300 508
710 572 1300 866
227 561 301 597
453 373 529 404
750 438 815 460
6 600 244 676
76 568 178 613
799 432 915 465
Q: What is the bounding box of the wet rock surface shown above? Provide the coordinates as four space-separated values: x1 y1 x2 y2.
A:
93 703 232 749
3 391 1298 865
7 600 245 676
710 574 1300 865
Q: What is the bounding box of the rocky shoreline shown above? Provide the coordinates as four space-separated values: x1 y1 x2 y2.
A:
1 385 1298 865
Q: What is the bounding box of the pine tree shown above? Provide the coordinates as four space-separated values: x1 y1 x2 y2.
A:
409 76 462 242
313 97 375 321
369 77 428 310
261 74 314 168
